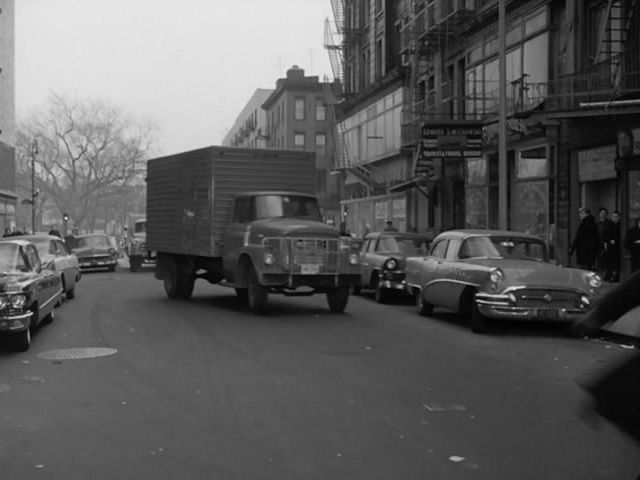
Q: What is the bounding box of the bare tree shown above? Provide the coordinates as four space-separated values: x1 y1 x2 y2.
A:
16 93 156 232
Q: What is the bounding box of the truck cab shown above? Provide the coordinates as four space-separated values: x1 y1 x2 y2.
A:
127 218 155 272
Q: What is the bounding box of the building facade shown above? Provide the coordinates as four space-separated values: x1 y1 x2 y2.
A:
261 66 342 224
329 0 640 275
222 88 273 148
0 0 17 234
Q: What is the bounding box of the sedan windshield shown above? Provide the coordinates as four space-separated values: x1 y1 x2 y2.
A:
76 236 111 249
378 235 430 255
0 243 21 271
459 236 546 261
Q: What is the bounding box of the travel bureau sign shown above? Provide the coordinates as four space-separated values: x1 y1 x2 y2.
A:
420 123 483 158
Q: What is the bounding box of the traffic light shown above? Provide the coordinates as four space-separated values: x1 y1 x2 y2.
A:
63 213 69 222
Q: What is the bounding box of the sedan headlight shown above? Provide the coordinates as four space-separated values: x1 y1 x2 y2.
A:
10 294 26 309
488 268 505 293
0 296 7 309
584 272 602 289
384 258 398 271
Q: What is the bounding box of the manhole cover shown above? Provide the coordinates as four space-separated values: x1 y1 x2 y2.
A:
37 347 117 360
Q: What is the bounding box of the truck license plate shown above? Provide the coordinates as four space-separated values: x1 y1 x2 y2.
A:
301 264 320 274
538 309 559 320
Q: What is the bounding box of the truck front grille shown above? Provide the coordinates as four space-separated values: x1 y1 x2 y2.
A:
265 237 341 273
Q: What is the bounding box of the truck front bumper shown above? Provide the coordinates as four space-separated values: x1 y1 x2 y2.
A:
262 273 360 289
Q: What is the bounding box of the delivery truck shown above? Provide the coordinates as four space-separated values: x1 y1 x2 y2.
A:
146 145 361 313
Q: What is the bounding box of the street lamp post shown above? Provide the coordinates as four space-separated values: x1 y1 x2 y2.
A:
30 139 38 234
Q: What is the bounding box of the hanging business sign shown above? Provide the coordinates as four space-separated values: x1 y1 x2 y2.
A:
415 121 483 177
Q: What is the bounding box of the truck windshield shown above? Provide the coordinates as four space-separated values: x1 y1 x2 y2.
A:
255 195 322 221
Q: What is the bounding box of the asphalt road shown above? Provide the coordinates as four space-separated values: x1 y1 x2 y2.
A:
1 263 638 480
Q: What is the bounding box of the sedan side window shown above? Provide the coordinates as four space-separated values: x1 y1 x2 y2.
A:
430 240 449 259
445 238 461 260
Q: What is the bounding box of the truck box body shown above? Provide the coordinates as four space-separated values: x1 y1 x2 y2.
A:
146 146 316 257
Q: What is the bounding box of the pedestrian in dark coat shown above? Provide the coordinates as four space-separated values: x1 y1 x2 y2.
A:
596 207 615 279
624 217 640 273
607 210 621 282
570 208 600 271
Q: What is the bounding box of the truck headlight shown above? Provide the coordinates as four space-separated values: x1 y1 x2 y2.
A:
10 295 26 309
263 252 276 265
349 253 359 265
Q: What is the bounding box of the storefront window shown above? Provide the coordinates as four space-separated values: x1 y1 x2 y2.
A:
512 181 549 239
466 186 488 228
466 157 487 185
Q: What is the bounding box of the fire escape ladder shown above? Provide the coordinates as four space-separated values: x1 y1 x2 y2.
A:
594 0 636 66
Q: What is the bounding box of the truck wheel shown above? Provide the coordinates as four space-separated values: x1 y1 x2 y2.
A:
247 265 268 314
327 285 350 313
235 288 248 304
130 257 142 272
177 272 195 300
163 258 179 299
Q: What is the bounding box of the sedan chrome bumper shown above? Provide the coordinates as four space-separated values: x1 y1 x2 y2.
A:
475 291 591 322
0 311 34 332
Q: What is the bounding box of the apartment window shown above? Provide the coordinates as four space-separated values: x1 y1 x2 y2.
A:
294 133 306 147
295 98 305 120
316 103 326 121
375 0 383 14
316 133 326 149
375 39 383 80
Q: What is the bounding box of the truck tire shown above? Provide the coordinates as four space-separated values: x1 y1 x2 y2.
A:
177 271 195 300
326 285 350 313
247 264 268 314
235 288 248 304
163 257 180 299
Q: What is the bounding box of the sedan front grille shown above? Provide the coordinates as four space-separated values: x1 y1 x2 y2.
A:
514 288 582 309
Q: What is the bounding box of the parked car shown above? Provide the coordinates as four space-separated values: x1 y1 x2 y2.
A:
73 233 119 272
356 231 432 303
0 239 63 351
13 234 81 300
405 229 602 333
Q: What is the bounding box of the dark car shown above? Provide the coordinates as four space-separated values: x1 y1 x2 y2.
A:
356 231 432 303
13 234 81 300
73 234 119 272
0 239 63 351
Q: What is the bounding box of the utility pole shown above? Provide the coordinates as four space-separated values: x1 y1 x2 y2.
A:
498 0 508 230
30 139 39 234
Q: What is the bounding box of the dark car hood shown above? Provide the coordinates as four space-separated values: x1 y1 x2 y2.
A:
74 247 112 258
0 272 33 292
251 218 339 238
465 258 589 287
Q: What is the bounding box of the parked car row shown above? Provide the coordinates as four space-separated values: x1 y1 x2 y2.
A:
0 233 120 351
354 229 602 334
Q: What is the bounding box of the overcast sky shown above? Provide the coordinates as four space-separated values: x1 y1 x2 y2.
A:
15 0 335 156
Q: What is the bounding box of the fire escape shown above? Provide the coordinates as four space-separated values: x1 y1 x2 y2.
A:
324 0 384 196
400 0 476 179
515 0 639 115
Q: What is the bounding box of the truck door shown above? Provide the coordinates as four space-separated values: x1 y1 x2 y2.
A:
222 196 253 281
